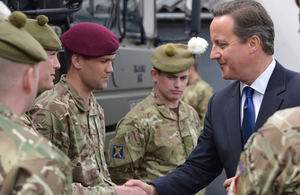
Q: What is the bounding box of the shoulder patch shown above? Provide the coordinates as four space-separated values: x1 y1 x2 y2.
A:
112 145 123 159
189 119 197 126
238 160 244 176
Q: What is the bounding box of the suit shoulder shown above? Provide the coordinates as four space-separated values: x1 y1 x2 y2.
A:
209 81 239 102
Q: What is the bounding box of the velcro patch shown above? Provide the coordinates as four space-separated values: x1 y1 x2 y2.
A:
239 160 244 176
190 119 197 126
112 145 123 159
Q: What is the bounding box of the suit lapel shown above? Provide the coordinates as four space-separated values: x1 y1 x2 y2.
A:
224 81 243 162
255 62 285 132
223 62 285 165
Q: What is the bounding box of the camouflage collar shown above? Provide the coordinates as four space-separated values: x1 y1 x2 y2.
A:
151 88 189 121
0 104 21 123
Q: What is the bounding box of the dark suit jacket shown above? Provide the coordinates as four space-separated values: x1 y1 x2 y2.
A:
151 61 300 195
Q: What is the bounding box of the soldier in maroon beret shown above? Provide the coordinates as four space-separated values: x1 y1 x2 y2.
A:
29 22 148 195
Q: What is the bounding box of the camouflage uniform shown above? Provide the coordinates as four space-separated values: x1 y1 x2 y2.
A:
108 88 205 194
0 104 72 194
228 106 300 195
29 75 117 195
20 112 38 133
181 75 214 129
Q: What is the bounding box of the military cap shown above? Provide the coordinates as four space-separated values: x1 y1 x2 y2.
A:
61 22 119 57
151 37 208 73
24 15 62 50
0 11 47 64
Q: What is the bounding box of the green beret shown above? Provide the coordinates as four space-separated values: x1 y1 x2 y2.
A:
0 11 47 64
24 15 62 50
151 43 195 73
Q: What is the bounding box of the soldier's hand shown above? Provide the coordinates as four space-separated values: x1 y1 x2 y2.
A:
223 176 237 191
124 179 158 195
115 185 148 195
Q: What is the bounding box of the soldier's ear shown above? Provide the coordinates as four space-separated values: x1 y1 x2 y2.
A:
72 54 82 70
23 66 34 94
150 69 158 82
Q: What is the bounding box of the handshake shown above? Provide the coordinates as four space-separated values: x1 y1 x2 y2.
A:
114 180 158 195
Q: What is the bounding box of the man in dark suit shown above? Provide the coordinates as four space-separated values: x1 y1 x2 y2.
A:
124 0 300 194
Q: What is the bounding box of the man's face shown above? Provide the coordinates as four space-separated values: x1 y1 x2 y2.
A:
152 69 189 107
80 54 115 91
210 15 252 82
38 50 60 93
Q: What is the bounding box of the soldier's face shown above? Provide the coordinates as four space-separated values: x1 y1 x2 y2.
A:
152 69 189 107
38 50 60 93
80 54 115 91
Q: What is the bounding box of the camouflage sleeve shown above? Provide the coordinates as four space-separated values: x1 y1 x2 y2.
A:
229 107 300 194
20 113 38 133
30 107 70 154
192 108 202 137
107 117 146 185
72 182 117 195
227 152 255 195
0 159 71 195
196 85 214 130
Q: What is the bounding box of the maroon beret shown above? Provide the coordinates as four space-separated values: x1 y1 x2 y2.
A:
61 22 119 57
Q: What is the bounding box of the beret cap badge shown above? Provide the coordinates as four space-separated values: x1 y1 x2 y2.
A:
187 37 209 56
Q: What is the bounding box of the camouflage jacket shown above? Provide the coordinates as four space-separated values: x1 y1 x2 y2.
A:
107 88 202 184
29 75 117 195
0 104 72 195
228 106 300 195
20 112 38 133
181 76 214 129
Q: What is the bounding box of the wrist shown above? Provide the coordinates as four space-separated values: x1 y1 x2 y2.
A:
149 184 158 195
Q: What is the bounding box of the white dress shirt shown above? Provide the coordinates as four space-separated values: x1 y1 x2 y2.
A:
240 58 276 127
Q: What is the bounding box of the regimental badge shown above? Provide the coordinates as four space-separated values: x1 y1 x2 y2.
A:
190 119 197 127
112 145 123 159
238 160 244 176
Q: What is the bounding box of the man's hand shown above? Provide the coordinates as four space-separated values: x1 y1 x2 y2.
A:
124 179 158 195
115 185 148 195
223 176 237 191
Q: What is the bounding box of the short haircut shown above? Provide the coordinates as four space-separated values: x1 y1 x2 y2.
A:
64 47 91 71
153 67 162 75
